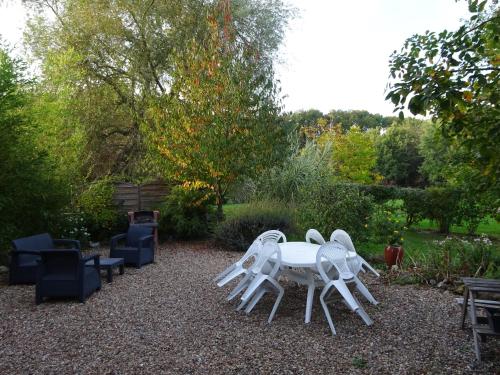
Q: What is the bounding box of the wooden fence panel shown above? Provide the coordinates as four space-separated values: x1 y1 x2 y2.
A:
113 181 169 212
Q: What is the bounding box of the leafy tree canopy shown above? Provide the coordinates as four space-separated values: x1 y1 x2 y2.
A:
386 0 500 183
375 119 427 187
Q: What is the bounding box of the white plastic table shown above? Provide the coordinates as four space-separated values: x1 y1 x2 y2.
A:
277 241 357 324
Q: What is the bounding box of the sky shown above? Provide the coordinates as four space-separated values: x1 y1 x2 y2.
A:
0 0 470 116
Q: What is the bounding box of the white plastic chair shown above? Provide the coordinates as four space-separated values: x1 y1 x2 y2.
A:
330 229 380 277
237 241 284 323
316 242 377 335
214 240 261 288
305 229 326 245
257 229 287 244
225 230 285 301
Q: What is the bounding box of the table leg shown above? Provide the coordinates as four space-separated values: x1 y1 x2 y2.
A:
460 287 469 329
119 264 124 275
305 270 315 324
107 267 113 283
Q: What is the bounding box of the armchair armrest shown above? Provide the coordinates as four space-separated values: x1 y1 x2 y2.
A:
81 254 100 270
110 233 127 249
138 235 154 249
54 239 81 250
9 250 41 257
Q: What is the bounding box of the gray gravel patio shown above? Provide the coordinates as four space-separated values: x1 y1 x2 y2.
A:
1 242 498 374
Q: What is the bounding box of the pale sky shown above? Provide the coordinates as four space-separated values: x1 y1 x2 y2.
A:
0 0 470 116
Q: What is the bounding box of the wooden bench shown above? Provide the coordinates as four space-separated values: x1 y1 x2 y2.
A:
459 277 500 362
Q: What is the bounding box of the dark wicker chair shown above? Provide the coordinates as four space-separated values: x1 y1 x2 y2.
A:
36 250 101 304
110 225 154 268
10 233 81 285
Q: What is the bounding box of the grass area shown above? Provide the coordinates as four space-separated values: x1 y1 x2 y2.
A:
414 217 500 237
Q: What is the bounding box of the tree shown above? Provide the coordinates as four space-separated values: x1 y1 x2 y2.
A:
148 1 291 219
23 0 214 179
375 119 426 187
325 109 397 132
0 45 67 262
318 125 381 184
386 0 500 183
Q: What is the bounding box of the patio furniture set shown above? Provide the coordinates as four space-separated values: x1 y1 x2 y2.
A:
215 228 380 335
8 224 156 304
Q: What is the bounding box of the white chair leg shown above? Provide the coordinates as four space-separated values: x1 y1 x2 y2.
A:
355 305 374 326
245 288 267 314
227 273 252 301
319 286 336 335
268 285 284 323
353 277 378 305
217 267 245 288
332 280 360 311
360 256 380 277
214 264 235 282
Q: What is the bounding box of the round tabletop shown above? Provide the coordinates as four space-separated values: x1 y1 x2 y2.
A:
277 241 357 268
277 242 319 267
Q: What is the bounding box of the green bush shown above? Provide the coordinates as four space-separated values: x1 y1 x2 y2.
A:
423 187 462 233
357 184 400 203
214 202 295 251
159 185 214 239
369 201 406 246
77 177 124 240
254 141 331 203
296 182 374 243
400 187 427 226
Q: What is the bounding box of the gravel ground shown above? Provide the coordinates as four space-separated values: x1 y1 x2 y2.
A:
0 241 498 375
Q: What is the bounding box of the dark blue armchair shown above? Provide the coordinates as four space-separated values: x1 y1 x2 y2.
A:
110 225 154 268
36 250 101 304
10 233 81 285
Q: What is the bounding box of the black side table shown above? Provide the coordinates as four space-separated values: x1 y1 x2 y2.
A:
87 257 125 283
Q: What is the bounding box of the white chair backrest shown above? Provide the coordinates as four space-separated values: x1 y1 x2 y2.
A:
237 239 262 266
305 229 326 245
257 230 287 244
316 242 353 283
249 241 281 278
330 229 356 254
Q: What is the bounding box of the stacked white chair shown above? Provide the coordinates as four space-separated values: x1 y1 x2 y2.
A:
219 230 286 303
257 229 287 244
305 229 326 245
316 242 377 335
214 239 261 288
237 241 284 323
330 229 380 277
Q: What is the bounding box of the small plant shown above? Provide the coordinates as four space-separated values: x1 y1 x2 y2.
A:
370 202 406 246
352 356 367 369
59 212 90 246
409 234 499 283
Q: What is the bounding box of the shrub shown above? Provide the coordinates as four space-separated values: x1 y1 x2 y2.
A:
369 201 406 246
296 182 374 243
400 187 427 226
254 141 331 203
159 184 214 239
358 184 400 203
77 177 124 240
214 202 294 251
423 187 462 233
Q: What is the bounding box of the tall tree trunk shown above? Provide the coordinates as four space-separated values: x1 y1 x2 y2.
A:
215 181 225 222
